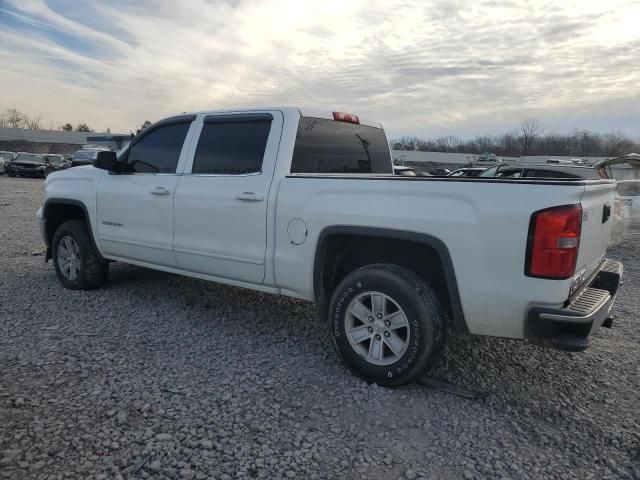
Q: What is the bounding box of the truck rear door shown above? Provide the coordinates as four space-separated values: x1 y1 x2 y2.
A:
172 111 283 284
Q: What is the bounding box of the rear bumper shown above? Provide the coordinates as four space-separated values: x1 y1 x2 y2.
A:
526 259 623 351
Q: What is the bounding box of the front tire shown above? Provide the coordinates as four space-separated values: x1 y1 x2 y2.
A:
52 219 108 290
328 264 444 386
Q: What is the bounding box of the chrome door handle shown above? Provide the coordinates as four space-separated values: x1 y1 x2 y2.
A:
150 187 171 196
236 192 264 202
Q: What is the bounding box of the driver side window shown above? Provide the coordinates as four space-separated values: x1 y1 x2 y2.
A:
125 122 190 173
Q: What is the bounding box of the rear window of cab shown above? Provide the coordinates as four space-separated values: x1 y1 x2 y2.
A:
291 117 392 174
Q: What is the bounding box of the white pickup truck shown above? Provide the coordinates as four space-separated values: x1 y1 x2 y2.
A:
37 107 623 386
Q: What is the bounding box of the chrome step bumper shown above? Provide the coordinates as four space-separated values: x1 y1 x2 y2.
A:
527 259 623 351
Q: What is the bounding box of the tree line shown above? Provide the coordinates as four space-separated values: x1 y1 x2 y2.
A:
0 107 155 137
0 108 100 133
391 119 639 158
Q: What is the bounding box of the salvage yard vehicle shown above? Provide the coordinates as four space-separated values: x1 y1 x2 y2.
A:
447 167 485 177
43 154 68 178
70 147 110 167
5 152 46 178
0 151 16 174
37 107 623 386
479 163 604 179
393 165 417 176
617 180 640 223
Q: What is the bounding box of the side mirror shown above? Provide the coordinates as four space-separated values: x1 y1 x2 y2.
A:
93 151 119 171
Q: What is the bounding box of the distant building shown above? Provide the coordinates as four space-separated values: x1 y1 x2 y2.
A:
0 128 130 156
86 134 133 151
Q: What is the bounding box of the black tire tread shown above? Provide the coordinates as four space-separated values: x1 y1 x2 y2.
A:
52 219 108 290
329 263 445 386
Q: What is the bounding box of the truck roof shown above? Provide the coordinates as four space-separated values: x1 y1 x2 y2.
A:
172 107 384 130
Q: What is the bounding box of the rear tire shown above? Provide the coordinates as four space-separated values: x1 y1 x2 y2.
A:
328 264 445 386
52 219 108 290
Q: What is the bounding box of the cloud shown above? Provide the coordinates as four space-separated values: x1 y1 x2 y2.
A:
0 0 639 137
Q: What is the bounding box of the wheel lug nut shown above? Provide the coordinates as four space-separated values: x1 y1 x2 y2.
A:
376 313 383 319
384 320 391 327
384 331 390 337
367 327 374 333
375 334 381 340
368 316 374 322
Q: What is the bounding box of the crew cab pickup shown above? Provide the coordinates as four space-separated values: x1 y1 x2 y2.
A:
37 107 623 386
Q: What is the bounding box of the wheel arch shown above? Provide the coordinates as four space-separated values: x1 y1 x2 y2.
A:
43 198 101 261
313 226 468 335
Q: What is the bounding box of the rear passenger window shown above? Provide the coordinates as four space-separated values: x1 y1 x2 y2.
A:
192 116 272 175
291 117 392 174
126 122 190 173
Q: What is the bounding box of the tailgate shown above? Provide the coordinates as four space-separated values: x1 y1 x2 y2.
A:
577 182 617 278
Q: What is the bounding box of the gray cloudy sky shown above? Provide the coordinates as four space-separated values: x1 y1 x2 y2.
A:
1 0 639 138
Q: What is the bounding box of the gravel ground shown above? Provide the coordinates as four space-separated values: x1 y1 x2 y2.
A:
1 175 639 480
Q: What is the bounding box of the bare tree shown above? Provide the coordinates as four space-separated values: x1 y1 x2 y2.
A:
62 123 73 131
498 132 519 156
435 136 462 152
474 135 494 153
0 114 6 128
519 118 542 155
576 130 601 157
391 124 640 157
6 108 24 128
24 114 42 130
602 132 634 157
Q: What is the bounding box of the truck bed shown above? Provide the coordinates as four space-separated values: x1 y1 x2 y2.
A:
274 174 617 339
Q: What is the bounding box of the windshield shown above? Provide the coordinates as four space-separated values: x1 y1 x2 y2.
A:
15 153 44 163
73 150 100 161
47 155 64 164
479 166 499 177
0 152 14 160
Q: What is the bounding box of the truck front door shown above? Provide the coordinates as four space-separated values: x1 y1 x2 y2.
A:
96 117 194 267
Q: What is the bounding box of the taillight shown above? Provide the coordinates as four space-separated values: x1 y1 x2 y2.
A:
525 204 582 279
332 112 360 124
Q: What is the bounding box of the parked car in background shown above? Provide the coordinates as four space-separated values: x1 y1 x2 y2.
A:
428 168 451 176
43 154 69 178
70 147 110 167
448 167 485 177
477 152 497 162
5 153 46 178
479 164 604 179
393 165 417 176
0 151 16 174
617 180 640 223
546 158 591 166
